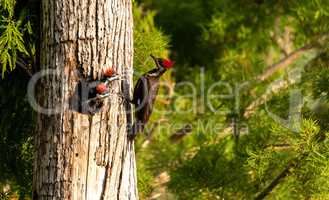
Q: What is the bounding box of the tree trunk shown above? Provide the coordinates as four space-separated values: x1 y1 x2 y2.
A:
33 0 137 199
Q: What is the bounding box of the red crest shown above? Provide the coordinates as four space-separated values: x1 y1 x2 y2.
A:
162 59 175 69
104 67 115 77
96 83 108 94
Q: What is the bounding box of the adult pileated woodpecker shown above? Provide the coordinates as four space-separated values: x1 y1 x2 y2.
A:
129 54 174 139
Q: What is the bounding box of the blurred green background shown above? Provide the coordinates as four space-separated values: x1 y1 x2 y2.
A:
1 0 329 199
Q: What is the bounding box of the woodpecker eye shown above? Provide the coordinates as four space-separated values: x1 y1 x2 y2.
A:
104 67 115 77
162 59 175 69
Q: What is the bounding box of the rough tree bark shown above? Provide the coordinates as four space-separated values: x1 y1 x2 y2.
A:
33 0 137 199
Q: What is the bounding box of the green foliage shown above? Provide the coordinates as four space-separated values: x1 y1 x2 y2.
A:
0 0 16 17
136 158 154 199
131 4 174 198
162 118 329 199
0 0 36 198
1 0 329 199
0 72 34 199
134 0 329 199
133 4 170 73
0 0 32 77
0 19 28 76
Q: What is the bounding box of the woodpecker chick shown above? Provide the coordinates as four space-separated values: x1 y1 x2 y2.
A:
96 83 109 94
93 67 117 96
102 67 120 85
104 67 116 78
129 54 174 139
84 67 118 114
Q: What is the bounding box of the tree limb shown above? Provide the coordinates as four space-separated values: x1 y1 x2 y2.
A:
257 32 329 82
169 124 193 143
256 45 314 81
254 154 308 200
244 77 297 118
254 161 296 200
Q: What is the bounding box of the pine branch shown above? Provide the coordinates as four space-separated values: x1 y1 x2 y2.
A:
255 163 293 200
255 159 297 200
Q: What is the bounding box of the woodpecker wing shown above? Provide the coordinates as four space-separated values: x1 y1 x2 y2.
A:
132 76 148 107
133 75 160 125
142 77 159 123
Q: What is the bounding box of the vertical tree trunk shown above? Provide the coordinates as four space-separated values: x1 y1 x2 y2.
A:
33 0 137 199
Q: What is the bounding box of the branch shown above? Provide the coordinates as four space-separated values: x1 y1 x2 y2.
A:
0 59 33 77
218 69 301 139
11 55 34 77
244 35 329 118
256 45 314 81
219 34 328 138
257 32 329 82
254 154 308 200
169 124 193 143
179 33 329 141
254 161 295 200
244 77 297 118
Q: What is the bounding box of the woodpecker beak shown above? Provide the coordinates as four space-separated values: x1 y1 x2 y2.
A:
107 75 120 82
150 54 156 61
104 74 120 85
85 93 111 104
150 54 161 69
